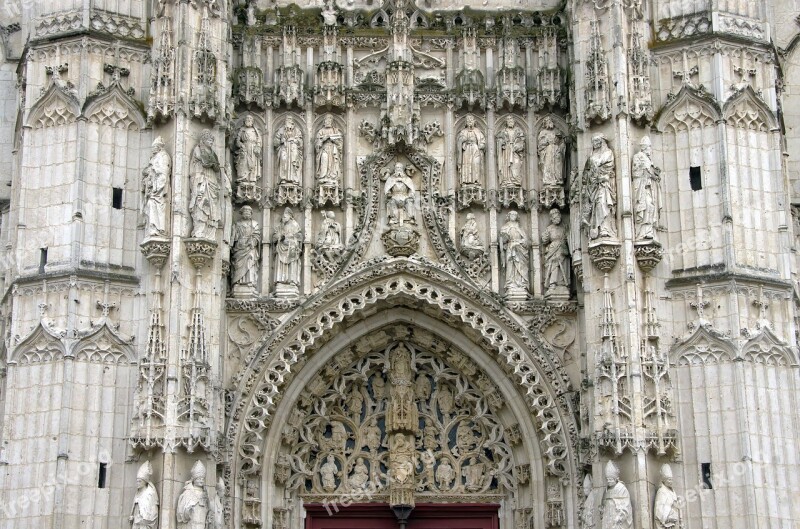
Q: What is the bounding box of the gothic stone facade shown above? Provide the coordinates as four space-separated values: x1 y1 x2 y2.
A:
0 0 798 528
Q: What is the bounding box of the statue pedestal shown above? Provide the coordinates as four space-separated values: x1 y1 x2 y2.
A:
545 285 570 301
316 182 341 207
232 284 257 298
382 226 420 257
140 237 171 269
539 185 566 209
457 185 486 210
587 239 620 272
505 286 528 302
634 240 663 273
498 186 527 210
184 238 218 269
274 282 299 299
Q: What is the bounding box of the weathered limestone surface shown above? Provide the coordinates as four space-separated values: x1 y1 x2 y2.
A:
0 1 798 528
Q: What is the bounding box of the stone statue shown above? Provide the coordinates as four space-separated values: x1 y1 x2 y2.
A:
496 116 525 188
141 136 171 239
130 461 159 529
316 211 342 256
348 457 369 489
499 210 529 298
464 457 485 492
601 461 632 529
582 134 617 240
457 115 486 186
273 207 302 293
234 115 262 184
315 115 343 185
363 418 382 452
231 206 261 293
460 212 484 259
176 461 209 529
384 162 416 226
537 117 565 188
653 464 681 529
389 433 415 485
436 458 455 490
581 473 596 529
275 117 303 185
189 129 222 240
632 136 662 240
541 208 570 299
213 477 224 529
320 454 338 492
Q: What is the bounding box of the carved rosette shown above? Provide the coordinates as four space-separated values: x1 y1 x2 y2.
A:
140 238 171 269
184 238 218 269
634 241 663 273
587 240 620 272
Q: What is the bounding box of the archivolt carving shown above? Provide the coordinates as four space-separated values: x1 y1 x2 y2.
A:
229 265 575 481
275 339 518 502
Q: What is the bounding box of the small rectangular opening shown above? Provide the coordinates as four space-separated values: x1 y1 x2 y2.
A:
98 462 107 488
112 188 123 210
690 166 703 191
39 248 47 274
701 462 712 489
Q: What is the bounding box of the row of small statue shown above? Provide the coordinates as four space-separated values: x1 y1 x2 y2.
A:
583 461 681 529
131 460 222 529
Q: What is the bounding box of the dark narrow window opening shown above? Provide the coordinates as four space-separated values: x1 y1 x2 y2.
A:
112 188 123 210
39 248 47 274
98 462 107 488
690 166 703 191
701 462 712 489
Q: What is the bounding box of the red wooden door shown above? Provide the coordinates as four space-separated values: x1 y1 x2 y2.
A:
305 503 499 529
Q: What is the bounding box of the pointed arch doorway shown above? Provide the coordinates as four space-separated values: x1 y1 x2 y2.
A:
305 503 500 529
229 269 578 529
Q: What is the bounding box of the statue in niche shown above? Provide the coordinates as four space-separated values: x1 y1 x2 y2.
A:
316 115 343 185
189 130 221 240
455 421 478 455
581 473 596 529
275 117 303 186
459 212 485 260
436 458 455 490
329 420 348 453
632 136 662 241
457 115 486 187
496 116 525 188
130 461 159 529
653 464 681 529
389 433 415 485
315 211 343 258
415 373 431 401
582 134 617 240
384 162 417 227
499 210 529 298
538 117 565 188
537 117 566 208
601 461 632 529
235 115 262 184
541 208 570 299
464 457 486 492
387 344 417 432
273 207 302 295
437 384 454 419
348 457 369 490
320 455 339 492
371 375 386 401
363 418 382 452
213 478 224 529
231 205 261 294
141 136 171 240
176 461 209 529
421 418 438 451
347 386 363 420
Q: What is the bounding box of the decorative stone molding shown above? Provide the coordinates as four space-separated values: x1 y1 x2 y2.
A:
184 238 218 269
633 241 663 273
588 240 620 272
